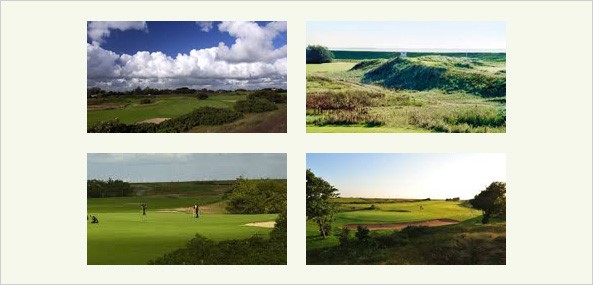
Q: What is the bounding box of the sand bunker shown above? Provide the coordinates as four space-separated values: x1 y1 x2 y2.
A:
344 219 459 230
157 207 193 214
244 221 276 228
137 118 170 124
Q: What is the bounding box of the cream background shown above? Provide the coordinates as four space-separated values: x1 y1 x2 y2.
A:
1 1 591 284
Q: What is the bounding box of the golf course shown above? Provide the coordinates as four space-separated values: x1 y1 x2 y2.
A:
306 153 506 265
87 89 287 133
87 179 286 265
306 50 506 133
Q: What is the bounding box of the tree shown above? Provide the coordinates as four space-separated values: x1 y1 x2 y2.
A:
306 169 339 238
470 181 506 224
306 45 334 64
225 178 287 214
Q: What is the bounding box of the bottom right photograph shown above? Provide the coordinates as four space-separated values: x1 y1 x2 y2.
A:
306 153 506 265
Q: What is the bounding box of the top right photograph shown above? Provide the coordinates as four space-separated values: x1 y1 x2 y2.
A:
306 21 506 133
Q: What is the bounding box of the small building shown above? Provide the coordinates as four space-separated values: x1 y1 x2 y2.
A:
400 52 407 58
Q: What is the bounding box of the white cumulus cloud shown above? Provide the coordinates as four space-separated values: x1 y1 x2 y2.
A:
87 21 287 90
87 21 148 46
196 21 214 32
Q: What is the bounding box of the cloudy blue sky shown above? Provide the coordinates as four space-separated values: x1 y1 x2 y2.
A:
88 153 287 182
307 153 506 199
307 21 506 52
87 21 287 91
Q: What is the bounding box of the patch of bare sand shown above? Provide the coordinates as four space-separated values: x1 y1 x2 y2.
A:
244 221 276 228
344 219 459 230
137 118 170 124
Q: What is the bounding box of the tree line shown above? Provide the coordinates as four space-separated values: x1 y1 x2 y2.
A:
87 179 132 198
87 86 287 97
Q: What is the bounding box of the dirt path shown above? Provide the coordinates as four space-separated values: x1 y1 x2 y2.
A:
344 218 459 230
137 117 170 124
244 221 276 228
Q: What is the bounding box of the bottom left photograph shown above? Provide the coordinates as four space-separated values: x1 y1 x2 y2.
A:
86 153 287 265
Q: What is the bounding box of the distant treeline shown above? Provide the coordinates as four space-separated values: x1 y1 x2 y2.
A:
87 86 287 97
87 179 132 198
331 50 506 62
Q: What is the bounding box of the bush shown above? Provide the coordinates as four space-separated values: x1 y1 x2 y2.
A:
157 107 242 132
248 90 286 103
88 107 242 133
306 45 334 64
355 226 370 240
149 234 286 265
139 98 153 104
225 178 287 214
197 93 209 100
235 98 277 113
338 228 351 246
87 119 132 133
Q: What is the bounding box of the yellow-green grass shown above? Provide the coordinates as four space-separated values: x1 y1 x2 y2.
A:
87 182 279 265
88 212 276 265
306 200 482 250
87 94 243 126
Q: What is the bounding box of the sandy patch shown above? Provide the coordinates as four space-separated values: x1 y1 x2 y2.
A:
344 219 459 231
137 118 170 124
157 207 193 214
244 221 276 228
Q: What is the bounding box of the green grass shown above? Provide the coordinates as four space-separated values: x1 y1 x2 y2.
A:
306 200 482 250
306 55 506 133
87 94 244 125
87 180 281 264
87 212 276 265
306 199 504 264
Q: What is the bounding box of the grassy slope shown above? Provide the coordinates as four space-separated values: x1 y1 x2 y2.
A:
306 55 506 133
189 104 287 133
87 94 243 125
87 181 279 265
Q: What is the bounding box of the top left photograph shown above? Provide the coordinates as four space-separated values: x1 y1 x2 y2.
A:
86 21 287 133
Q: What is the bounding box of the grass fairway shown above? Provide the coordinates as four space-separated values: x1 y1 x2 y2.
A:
307 199 481 250
306 52 506 133
87 180 280 265
88 211 276 265
306 199 505 264
87 94 242 126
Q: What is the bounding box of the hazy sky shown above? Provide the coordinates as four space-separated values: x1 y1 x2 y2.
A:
88 153 287 182
307 153 506 199
307 21 506 52
87 21 287 91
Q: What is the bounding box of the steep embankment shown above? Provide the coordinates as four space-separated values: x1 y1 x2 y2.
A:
360 56 506 98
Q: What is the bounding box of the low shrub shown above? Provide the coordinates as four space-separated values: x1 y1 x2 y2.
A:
88 107 242 133
235 98 278 113
196 93 209 100
248 90 286 103
139 98 153 104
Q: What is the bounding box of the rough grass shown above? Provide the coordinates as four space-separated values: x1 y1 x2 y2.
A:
306 57 506 133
